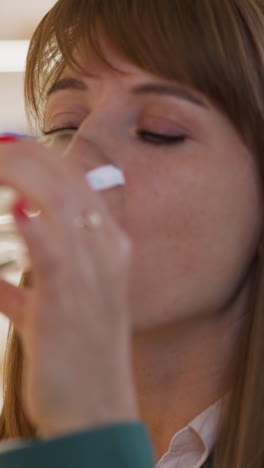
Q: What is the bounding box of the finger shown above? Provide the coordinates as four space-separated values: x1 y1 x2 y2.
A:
0 140 119 236
12 199 98 309
0 278 31 328
12 199 67 285
0 140 67 216
0 140 129 283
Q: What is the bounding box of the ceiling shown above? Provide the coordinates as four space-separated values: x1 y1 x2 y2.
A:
0 0 57 133
0 0 56 40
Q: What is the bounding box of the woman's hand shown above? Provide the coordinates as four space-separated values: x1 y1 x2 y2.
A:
0 138 139 438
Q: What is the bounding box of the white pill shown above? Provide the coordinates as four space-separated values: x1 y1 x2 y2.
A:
85 165 126 191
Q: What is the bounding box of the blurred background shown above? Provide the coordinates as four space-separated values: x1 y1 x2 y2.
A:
0 0 56 132
0 0 57 406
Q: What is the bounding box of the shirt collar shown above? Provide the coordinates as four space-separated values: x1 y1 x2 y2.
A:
156 392 230 468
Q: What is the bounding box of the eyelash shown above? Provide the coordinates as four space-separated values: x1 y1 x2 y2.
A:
137 130 186 146
43 127 186 146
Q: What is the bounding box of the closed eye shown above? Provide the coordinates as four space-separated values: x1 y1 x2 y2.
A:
42 127 186 146
137 130 186 146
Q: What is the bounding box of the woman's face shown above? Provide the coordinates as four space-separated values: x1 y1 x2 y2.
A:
44 39 264 331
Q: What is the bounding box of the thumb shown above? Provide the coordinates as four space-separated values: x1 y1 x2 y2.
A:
0 279 31 328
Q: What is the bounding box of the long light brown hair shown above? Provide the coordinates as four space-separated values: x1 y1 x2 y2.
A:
1 1 264 466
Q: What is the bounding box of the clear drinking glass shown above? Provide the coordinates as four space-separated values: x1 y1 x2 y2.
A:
0 129 77 280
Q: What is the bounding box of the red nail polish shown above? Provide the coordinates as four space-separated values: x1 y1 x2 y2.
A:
12 200 29 220
0 136 20 143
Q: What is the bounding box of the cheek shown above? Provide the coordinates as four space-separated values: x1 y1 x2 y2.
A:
124 153 263 327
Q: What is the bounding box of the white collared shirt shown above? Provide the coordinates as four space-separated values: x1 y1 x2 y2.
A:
156 393 230 468
0 393 230 464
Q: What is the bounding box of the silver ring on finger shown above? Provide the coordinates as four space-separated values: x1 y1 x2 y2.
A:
73 210 103 230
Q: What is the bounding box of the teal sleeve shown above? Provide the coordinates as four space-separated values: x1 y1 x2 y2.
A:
0 423 155 468
206 452 214 468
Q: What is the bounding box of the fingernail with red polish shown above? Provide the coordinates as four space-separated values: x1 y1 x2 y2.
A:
0 133 30 143
12 200 30 221
0 136 19 143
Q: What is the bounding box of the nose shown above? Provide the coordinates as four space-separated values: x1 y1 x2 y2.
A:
65 132 113 171
64 133 127 227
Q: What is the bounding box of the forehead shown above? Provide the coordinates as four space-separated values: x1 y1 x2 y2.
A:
49 31 211 108
63 38 154 82
48 36 210 109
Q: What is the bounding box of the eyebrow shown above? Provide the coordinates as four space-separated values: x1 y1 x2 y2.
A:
46 77 208 108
